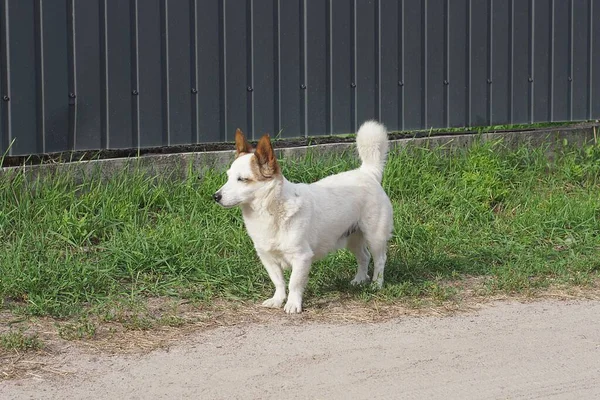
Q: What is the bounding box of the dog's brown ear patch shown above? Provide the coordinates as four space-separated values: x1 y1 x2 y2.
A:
235 128 253 157
252 134 280 179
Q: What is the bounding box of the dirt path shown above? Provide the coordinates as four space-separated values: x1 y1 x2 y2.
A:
3 300 600 399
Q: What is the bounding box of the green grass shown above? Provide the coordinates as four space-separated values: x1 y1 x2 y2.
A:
0 138 599 323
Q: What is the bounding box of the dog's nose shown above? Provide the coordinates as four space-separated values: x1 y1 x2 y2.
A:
213 192 222 203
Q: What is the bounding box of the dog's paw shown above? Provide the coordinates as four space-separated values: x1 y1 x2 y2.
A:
350 275 370 286
283 298 302 314
371 278 384 289
262 296 285 308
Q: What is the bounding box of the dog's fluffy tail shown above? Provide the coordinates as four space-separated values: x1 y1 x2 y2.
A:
356 120 389 182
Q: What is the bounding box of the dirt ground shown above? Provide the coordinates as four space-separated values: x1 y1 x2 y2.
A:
2 299 600 399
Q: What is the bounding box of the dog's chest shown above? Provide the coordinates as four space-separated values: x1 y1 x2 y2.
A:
243 218 284 251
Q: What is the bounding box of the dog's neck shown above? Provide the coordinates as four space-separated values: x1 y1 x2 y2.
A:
241 177 287 221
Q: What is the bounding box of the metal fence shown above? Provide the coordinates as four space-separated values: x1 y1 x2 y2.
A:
0 0 598 156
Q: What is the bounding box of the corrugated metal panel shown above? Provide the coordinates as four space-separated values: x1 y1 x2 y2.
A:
592 0 600 119
331 0 353 134
279 0 302 138
0 0 598 156
571 0 590 121
512 0 531 124
448 0 469 128
380 0 401 131
403 0 425 130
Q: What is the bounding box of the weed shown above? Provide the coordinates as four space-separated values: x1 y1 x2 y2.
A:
57 318 97 340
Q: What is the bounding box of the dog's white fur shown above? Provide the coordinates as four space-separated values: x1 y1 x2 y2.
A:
215 120 393 313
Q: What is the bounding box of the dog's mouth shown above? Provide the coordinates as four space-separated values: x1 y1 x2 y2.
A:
215 198 240 209
217 202 237 209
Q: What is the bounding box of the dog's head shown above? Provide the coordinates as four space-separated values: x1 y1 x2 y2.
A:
213 129 281 208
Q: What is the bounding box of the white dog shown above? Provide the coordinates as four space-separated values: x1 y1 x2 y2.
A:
213 121 393 313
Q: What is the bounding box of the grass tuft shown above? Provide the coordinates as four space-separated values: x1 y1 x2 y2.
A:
0 330 43 352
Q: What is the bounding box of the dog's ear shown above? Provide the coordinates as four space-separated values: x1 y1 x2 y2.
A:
254 134 280 178
235 128 253 157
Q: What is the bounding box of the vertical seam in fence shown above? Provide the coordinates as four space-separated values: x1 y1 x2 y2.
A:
422 0 427 128
67 0 77 150
160 0 170 145
588 0 593 120
351 0 357 132
529 0 534 123
130 0 140 148
375 0 381 122
34 0 45 153
509 0 514 124
219 0 227 140
549 0 555 121
247 0 254 139
399 0 404 130
274 0 281 134
0 0 11 154
300 0 307 137
467 0 472 126
568 0 573 121
444 0 449 128
487 0 493 125
190 0 199 143
100 0 109 148
327 0 333 134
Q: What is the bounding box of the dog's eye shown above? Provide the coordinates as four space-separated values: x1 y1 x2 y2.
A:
237 176 247 182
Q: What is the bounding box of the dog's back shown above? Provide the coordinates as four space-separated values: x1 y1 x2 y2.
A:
297 121 393 262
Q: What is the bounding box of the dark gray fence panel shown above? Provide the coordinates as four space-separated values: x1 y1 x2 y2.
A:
167 0 193 145
470 0 490 127
426 0 445 129
552 0 570 122
106 0 134 149
74 1 103 150
8 1 38 155
572 0 591 122
0 0 599 156
306 0 328 137
279 0 302 138
403 0 425 130
40 2 70 153
253 0 278 138
196 0 222 143
356 0 377 126
224 0 249 140
380 0 401 131
448 0 469 128
331 0 353 135
594 1 600 119
0 1 4 153
533 0 552 123
512 0 532 124
491 0 511 125
137 0 164 147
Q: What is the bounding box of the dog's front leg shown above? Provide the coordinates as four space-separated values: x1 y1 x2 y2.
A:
284 255 312 314
257 251 287 308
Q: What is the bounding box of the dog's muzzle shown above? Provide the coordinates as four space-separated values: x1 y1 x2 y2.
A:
212 192 222 203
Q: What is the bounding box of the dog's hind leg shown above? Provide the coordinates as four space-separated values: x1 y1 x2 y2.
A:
364 223 390 288
367 239 387 288
362 197 393 288
347 231 371 285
